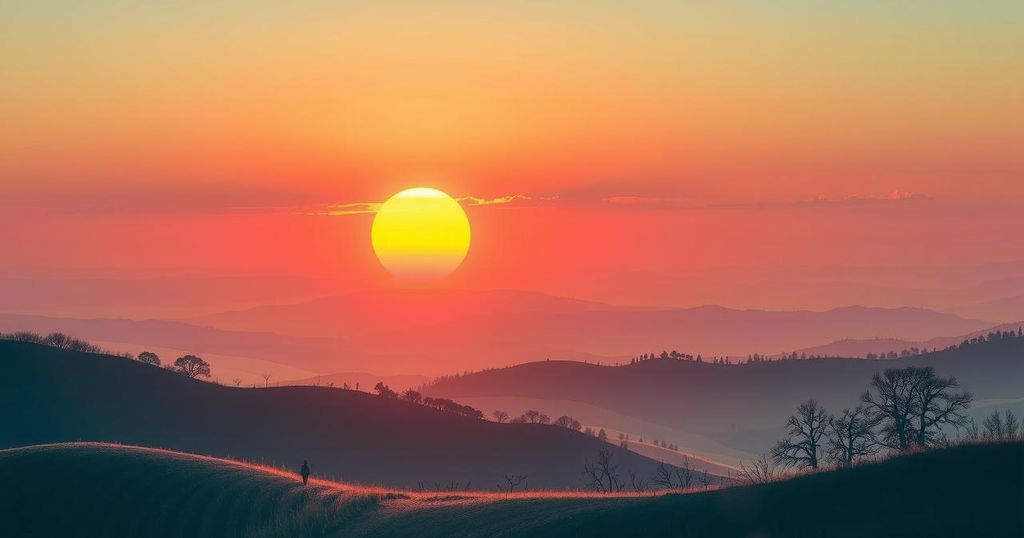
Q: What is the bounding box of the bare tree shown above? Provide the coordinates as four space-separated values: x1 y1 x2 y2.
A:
401 389 423 404
862 366 971 450
699 470 712 491
984 409 1021 440
137 351 161 366
500 474 527 495
962 417 981 440
261 373 271 387
231 377 243 387
771 400 828 469
582 446 623 493
650 458 695 490
628 469 648 492
491 410 509 423
1006 410 1022 439
737 453 778 484
520 410 542 423
553 415 578 428
674 456 695 489
174 355 211 378
826 405 879 467
908 368 972 446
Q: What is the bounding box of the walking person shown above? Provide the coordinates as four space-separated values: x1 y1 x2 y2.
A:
300 460 310 485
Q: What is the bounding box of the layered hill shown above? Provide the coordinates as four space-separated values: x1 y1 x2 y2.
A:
791 321 1023 358
190 289 992 373
1 441 1020 537
2 290 996 376
426 335 1024 457
0 341 685 490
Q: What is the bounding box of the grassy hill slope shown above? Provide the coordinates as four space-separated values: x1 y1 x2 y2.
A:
0 340 684 490
0 443 382 538
1 441 1020 537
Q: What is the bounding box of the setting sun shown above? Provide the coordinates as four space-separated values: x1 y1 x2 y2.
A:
371 187 471 280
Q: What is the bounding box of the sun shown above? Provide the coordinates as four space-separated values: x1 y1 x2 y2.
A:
371 187 471 280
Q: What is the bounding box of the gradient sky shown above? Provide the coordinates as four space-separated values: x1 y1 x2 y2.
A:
1 1 1022 309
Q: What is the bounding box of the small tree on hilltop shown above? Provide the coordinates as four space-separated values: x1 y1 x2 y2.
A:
519 410 542 423
374 382 397 399
771 399 827 470
401 389 423 404
137 351 161 366
174 355 211 379
554 415 577 429
492 410 509 423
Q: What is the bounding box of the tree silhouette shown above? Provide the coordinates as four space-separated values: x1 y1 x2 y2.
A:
374 382 397 398
826 405 879 467
983 409 1021 439
491 410 509 423
500 474 527 494
518 410 545 423
174 355 211 378
553 415 576 428
862 366 972 449
650 458 695 490
137 351 160 366
401 389 422 404
771 399 827 469
737 452 778 484
582 446 622 493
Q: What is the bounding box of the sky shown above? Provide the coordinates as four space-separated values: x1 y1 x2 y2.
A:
1 1 1022 309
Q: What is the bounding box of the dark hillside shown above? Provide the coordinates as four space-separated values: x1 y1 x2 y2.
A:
1 441 1020 537
427 336 1024 453
0 341 690 489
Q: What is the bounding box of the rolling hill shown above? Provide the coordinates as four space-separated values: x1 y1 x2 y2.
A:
426 335 1024 457
1 441 1020 537
0 340 688 490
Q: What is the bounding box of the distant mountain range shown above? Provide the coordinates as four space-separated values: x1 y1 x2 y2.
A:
187 289 995 373
0 289 1005 376
0 341 696 490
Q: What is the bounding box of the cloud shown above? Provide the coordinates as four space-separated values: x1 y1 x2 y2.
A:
303 193 545 216
594 190 933 211
289 188 940 217
301 202 382 216
457 194 539 207
795 190 933 208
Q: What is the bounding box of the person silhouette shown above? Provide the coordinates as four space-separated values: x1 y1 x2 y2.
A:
300 460 310 485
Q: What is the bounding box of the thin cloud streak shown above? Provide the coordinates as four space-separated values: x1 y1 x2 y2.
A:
304 190 933 216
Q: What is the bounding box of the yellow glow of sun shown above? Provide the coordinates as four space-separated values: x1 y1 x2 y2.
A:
371 187 471 280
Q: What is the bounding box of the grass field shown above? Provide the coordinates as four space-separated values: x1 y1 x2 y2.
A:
1 441 1021 537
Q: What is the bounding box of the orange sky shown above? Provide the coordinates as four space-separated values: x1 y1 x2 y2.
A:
1 1 1022 309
